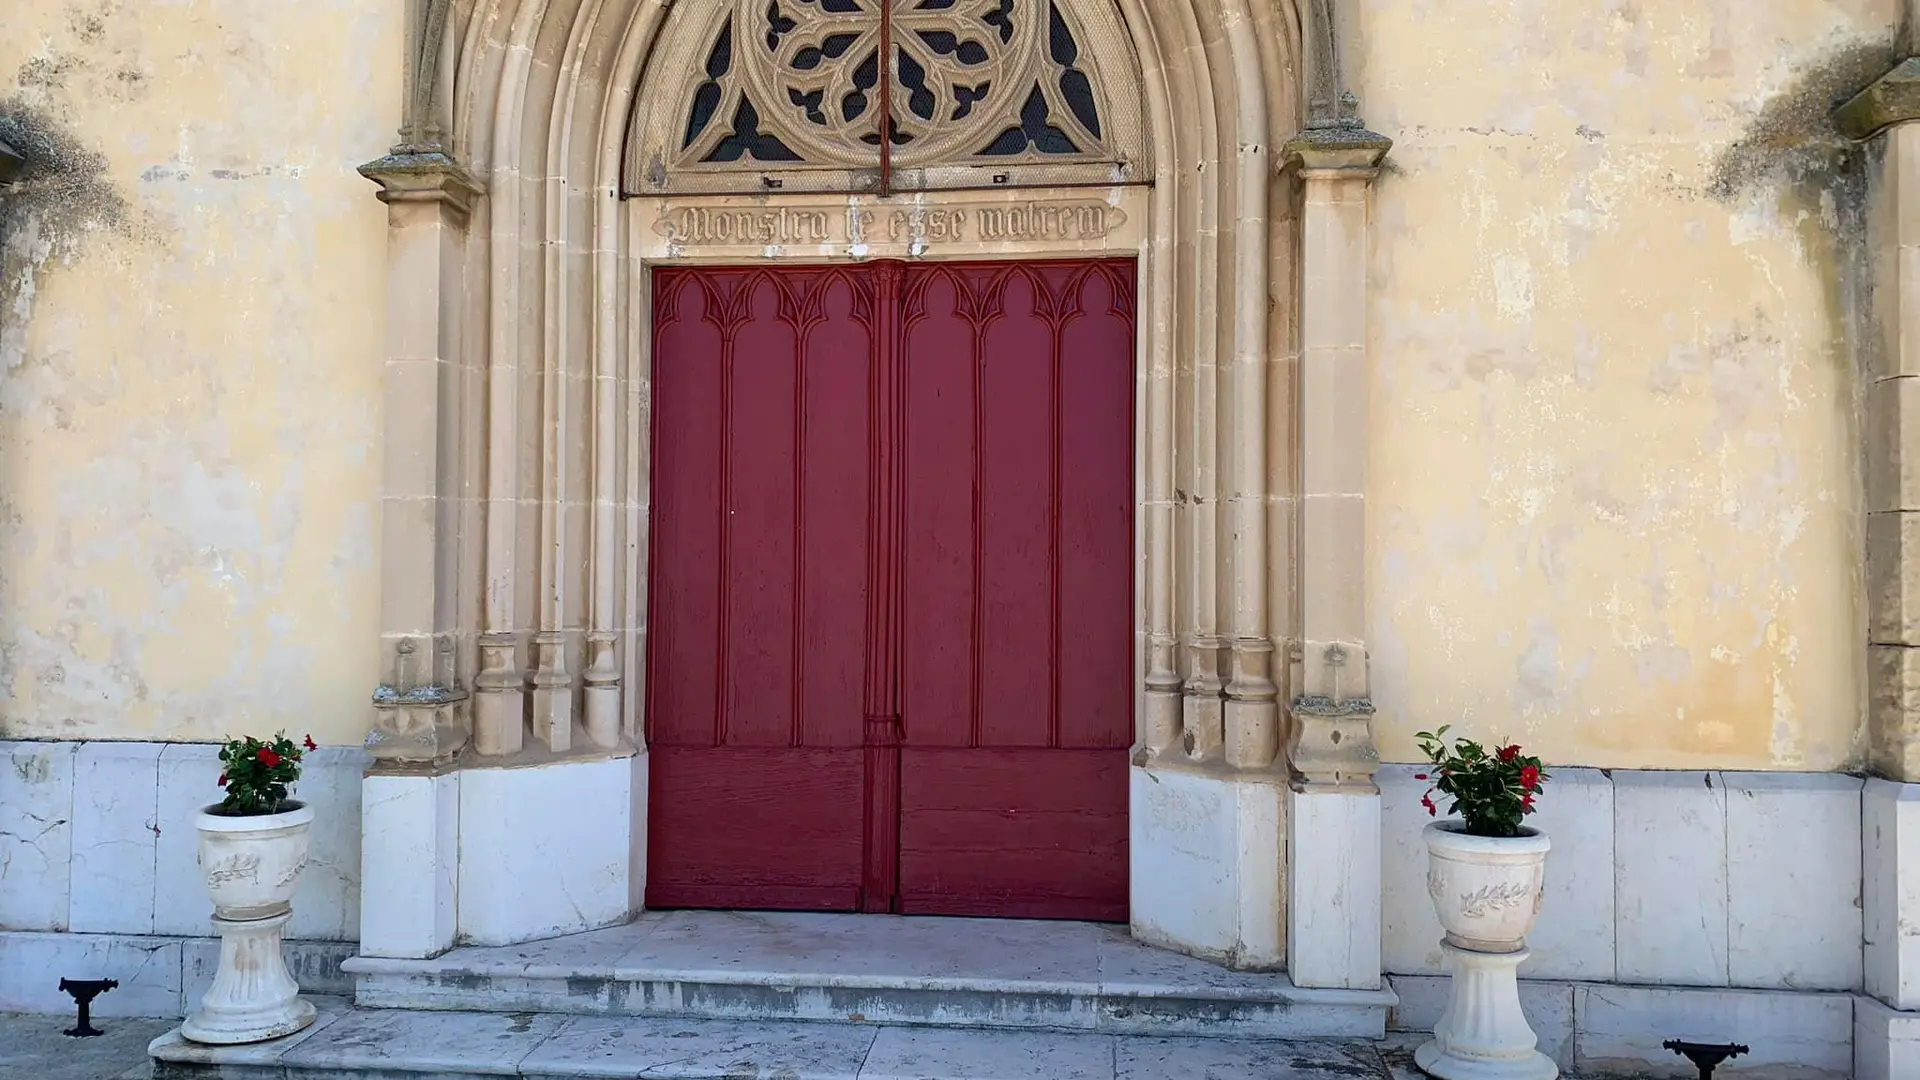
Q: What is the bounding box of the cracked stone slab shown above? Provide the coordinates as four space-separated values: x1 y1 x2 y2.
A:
277 1008 570 1075
520 1014 879 1079
0 741 78 930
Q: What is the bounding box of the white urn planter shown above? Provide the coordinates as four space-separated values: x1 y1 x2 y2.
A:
1415 821 1558 1080
180 801 318 1045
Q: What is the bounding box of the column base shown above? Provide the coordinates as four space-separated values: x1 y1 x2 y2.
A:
1415 943 1557 1080
180 912 317 1045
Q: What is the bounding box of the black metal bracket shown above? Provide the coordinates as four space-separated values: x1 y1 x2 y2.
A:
58 977 118 1037
1663 1039 1750 1080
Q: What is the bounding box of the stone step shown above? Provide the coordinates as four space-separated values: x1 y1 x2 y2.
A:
340 911 1394 1041
149 1003 1414 1080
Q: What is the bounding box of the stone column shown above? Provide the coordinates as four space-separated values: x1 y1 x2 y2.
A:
1282 117 1389 991
1836 62 1920 1079
354 146 480 958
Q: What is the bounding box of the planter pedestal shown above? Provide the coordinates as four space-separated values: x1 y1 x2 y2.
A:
182 801 316 1046
1415 943 1556 1080
180 912 316 1045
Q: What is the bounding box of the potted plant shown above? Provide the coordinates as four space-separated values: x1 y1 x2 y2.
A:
1411 726 1557 1080
180 732 320 1045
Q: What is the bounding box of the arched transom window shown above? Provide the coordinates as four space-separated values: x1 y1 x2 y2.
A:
625 0 1147 195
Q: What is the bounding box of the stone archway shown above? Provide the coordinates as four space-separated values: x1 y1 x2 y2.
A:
356 0 1391 986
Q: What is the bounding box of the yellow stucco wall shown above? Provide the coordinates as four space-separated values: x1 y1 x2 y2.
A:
1362 0 1894 769
0 1 397 746
0 1 1895 769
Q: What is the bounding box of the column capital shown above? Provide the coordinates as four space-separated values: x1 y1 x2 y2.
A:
1283 123 1392 175
358 149 483 225
1288 694 1380 794
368 683 471 767
1835 57 1920 142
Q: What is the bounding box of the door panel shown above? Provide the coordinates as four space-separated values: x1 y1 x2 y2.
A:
895 260 1135 921
646 258 1133 921
646 267 874 911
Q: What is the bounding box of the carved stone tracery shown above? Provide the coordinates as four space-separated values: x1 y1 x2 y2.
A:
629 0 1145 194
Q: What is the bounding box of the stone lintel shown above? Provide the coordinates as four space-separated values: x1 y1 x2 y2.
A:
1835 57 1920 142
1283 123 1392 174
358 149 483 223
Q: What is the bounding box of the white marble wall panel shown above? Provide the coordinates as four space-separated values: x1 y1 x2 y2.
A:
1856 996 1920 1080
1516 768 1616 981
360 770 460 958
1379 764 1443 976
288 747 370 941
1866 778 1920 1010
0 741 77 930
1129 766 1286 969
457 756 638 947
1288 790 1381 989
1614 771 1729 986
1574 984 1853 1079
0 931 181 1016
152 744 224 936
67 742 160 935
2 740 364 943
1724 772 1863 991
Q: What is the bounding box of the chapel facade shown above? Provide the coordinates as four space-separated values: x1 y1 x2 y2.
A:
4 1 1920 1076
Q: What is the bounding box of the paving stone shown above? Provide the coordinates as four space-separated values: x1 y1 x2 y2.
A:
857 1027 1116 1080
521 1014 877 1079
278 1008 570 1074
0 1012 177 1080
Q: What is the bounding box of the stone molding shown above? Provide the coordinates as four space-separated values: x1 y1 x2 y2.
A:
1836 57 1920 143
357 150 481 224
1849 99 1920 781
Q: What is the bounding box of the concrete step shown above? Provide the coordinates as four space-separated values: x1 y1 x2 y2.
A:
149 1002 1414 1080
340 911 1394 1040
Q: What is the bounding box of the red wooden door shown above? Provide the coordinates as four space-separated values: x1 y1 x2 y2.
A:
646 258 1133 921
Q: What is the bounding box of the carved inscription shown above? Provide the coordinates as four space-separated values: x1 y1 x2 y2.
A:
655 200 1129 251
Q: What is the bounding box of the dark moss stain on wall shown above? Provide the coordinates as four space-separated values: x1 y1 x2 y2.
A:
0 94 131 362
1705 34 1901 600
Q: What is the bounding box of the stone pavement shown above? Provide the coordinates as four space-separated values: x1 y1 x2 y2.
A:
147 1002 1429 1080
1 1012 175 1080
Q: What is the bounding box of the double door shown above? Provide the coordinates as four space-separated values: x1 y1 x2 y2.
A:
644 257 1134 921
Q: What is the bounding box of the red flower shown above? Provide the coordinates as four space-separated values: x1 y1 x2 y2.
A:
1414 773 1428 781
1420 794 1437 817
303 735 317 751
1519 765 1540 791
257 747 281 768
217 772 227 786
1497 744 1521 762
1521 793 1536 810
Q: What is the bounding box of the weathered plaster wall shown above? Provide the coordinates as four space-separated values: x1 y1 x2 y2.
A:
0 1 396 744
1361 0 1894 770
